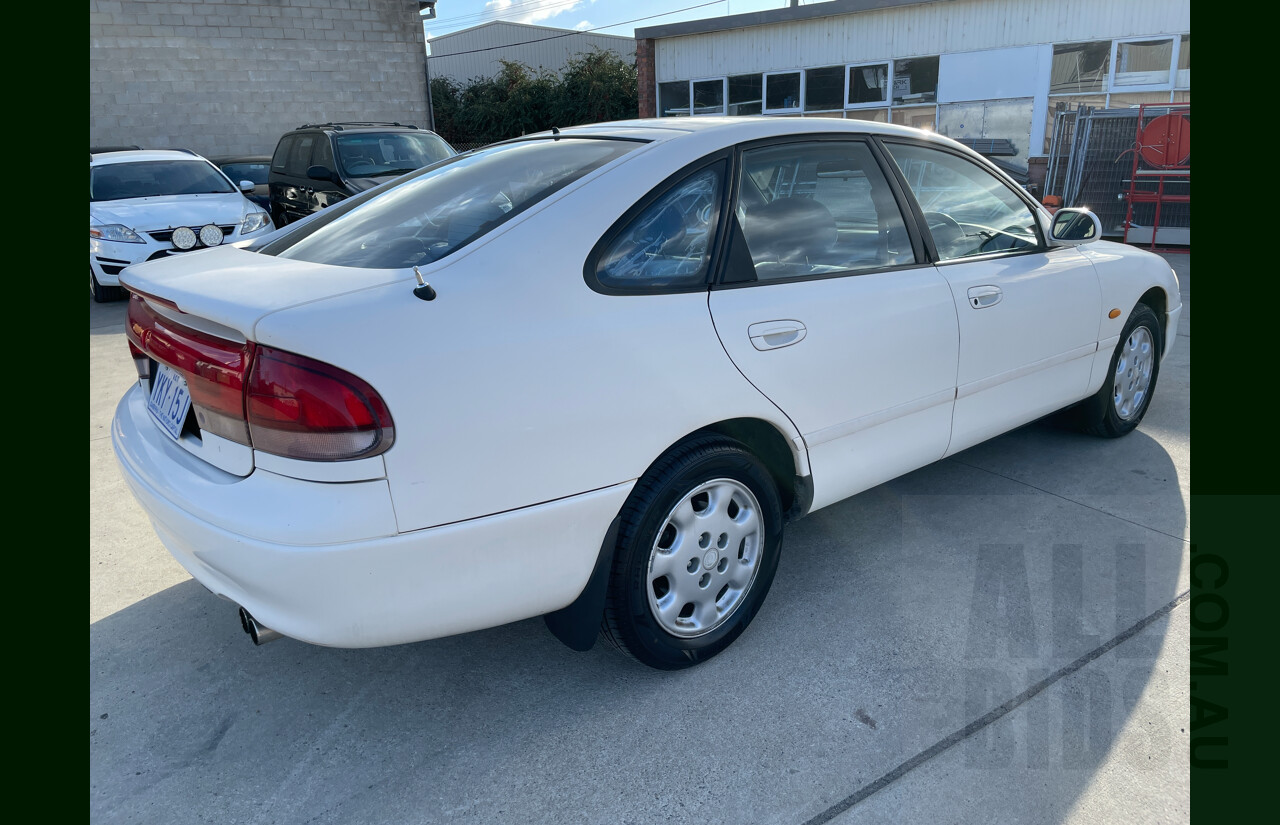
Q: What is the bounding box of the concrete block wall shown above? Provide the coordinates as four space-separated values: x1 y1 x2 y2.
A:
90 1 430 158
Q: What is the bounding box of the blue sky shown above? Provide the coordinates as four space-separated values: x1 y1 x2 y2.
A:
423 0 797 42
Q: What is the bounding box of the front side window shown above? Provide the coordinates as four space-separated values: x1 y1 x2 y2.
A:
285 135 316 176
595 163 725 290
90 160 236 202
335 132 454 179
263 139 638 269
732 141 914 282
885 142 1040 261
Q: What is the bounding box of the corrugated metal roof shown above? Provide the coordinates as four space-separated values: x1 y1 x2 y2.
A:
427 21 636 83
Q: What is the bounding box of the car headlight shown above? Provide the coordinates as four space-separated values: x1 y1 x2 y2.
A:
90 224 144 243
242 211 271 234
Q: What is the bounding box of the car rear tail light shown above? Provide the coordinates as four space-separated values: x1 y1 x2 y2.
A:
126 294 254 444
247 347 394 461
126 295 394 461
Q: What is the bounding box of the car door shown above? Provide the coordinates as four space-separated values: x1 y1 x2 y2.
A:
308 135 346 211
879 140 1103 455
708 137 959 513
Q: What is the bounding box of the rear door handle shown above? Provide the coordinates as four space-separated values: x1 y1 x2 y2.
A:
748 320 807 351
967 285 1003 309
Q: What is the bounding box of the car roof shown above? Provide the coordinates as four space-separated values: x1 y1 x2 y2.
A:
547 116 962 148
90 149 213 167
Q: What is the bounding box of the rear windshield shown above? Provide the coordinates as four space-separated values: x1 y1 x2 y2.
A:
262 138 641 269
90 160 236 202
336 132 455 179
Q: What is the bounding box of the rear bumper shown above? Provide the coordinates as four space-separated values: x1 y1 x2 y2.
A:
112 384 633 647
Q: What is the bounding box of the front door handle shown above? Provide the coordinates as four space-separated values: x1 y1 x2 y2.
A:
967 285 1003 309
748 320 807 351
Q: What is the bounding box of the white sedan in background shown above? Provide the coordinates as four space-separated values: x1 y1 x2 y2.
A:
90 149 274 302
112 118 1180 669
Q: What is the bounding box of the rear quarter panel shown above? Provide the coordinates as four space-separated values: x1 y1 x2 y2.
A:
252 134 804 532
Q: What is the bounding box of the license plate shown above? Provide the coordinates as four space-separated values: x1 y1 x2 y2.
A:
147 362 193 441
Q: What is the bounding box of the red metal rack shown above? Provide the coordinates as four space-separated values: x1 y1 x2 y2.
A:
1122 103 1190 253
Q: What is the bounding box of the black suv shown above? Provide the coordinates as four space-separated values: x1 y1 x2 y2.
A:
268 122 455 226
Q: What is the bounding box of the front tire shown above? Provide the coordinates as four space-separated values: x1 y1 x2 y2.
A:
602 436 785 669
1078 303 1162 437
90 269 123 303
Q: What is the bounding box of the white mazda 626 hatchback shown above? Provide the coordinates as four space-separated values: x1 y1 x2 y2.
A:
113 118 1181 669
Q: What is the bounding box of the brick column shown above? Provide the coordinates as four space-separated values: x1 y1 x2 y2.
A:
636 38 655 119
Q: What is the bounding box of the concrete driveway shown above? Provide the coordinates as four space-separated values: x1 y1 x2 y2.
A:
90 255 1190 824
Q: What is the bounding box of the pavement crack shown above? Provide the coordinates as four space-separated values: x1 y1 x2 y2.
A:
800 589 1190 825
945 457 1188 543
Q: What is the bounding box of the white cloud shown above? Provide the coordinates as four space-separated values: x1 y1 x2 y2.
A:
483 0 589 26
573 20 593 31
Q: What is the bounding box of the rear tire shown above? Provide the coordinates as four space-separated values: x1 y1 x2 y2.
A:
601 436 785 670
1078 303 1162 437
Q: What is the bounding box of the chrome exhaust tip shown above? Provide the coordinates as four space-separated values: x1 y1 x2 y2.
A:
238 607 283 645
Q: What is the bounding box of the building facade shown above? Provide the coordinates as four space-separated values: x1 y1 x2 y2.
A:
90 0 430 158
426 21 636 84
636 0 1190 173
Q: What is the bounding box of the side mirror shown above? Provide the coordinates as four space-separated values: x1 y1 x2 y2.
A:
307 165 335 182
238 180 255 192
1050 208 1102 245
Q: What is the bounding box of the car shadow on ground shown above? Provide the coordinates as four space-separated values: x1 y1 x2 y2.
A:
90 417 1186 824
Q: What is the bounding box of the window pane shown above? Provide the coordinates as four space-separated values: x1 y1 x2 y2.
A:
891 105 936 131
766 72 801 110
847 64 888 105
1115 38 1173 86
892 57 939 105
286 135 315 176
596 164 724 289
333 133 452 179
312 135 335 171
734 142 913 281
692 79 725 115
271 136 295 171
885 143 1039 261
1050 42 1110 94
728 74 763 115
845 108 888 123
1176 35 1190 87
265 139 637 269
804 66 844 112
658 81 690 117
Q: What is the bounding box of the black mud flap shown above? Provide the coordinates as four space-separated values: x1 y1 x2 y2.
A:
543 515 621 652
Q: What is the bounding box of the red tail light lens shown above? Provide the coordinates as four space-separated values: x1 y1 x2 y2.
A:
127 294 393 462
247 347 394 461
126 294 254 444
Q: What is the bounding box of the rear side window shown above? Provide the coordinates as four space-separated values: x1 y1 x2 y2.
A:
593 162 726 291
271 136 297 172
262 138 639 269
730 141 914 281
285 135 316 176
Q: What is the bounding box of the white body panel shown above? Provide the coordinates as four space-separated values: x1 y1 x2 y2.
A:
112 118 1182 649
709 268 959 512
940 246 1102 455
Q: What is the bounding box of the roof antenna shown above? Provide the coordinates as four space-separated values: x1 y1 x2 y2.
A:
551 126 560 139
412 266 437 301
